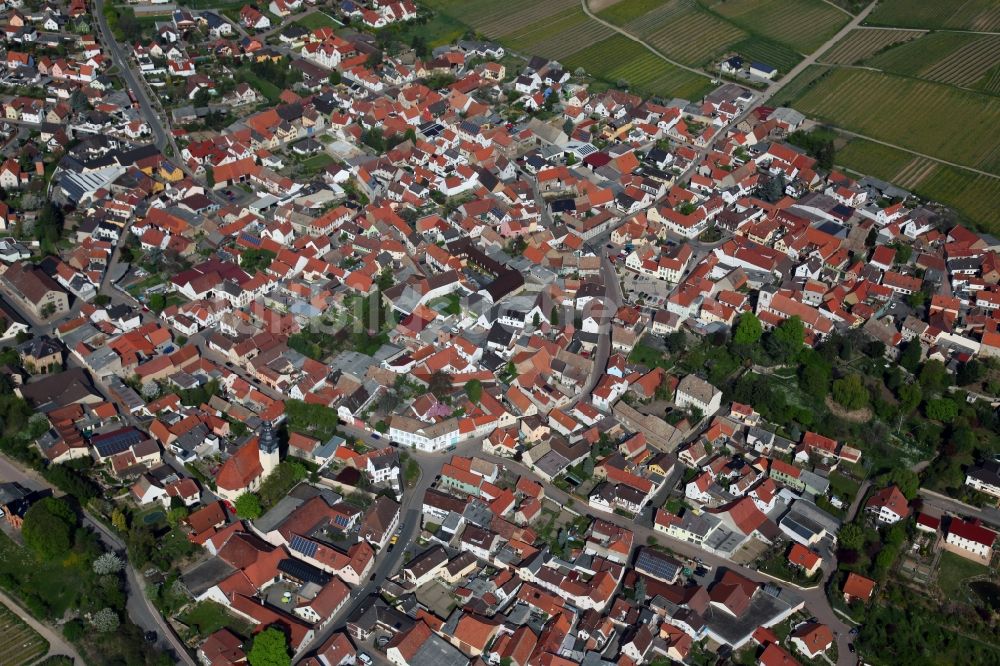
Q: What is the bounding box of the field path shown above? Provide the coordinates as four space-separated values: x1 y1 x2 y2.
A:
839 127 1000 180
820 0 854 17
0 589 84 664
580 0 714 81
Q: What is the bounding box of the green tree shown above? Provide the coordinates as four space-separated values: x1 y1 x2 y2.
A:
898 381 922 413
248 627 290 666
899 340 922 373
235 493 262 520
882 468 919 500
464 379 482 404
427 371 451 401
919 360 949 392
763 173 786 203
832 374 869 410
111 507 129 532
148 293 167 313
838 523 864 550
167 506 189 527
765 316 804 362
798 359 831 400
888 241 913 264
241 249 276 273
22 497 77 560
732 311 762 345
924 397 958 422
907 290 927 308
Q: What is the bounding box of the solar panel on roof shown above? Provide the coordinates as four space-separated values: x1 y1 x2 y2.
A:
636 550 679 580
290 535 318 559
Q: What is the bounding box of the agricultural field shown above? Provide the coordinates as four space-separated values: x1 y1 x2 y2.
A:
837 138 1000 232
0 601 49 666
819 28 925 65
790 68 1000 174
599 0 844 74
866 32 1000 93
769 64 831 107
503 6 614 61
866 0 1000 31
422 0 578 40
706 0 851 53
562 35 715 101
423 0 712 98
615 0 747 68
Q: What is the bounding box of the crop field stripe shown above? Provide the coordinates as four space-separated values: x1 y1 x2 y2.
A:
626 0 699 34
791 69 1000 174
641 8 747 66
868 0 1000 32
820 29 925 65
562 35 713 99
977 62 1000 95
706 0 849 53
503 6 584 43
920 34 1000 87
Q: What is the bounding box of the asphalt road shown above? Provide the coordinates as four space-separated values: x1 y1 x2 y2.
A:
92 0 168 152
918 488 1000 528
295 455 438 659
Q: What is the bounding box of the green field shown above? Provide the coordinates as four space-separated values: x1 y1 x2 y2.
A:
562 35 715 101
836 138 915 181
865 31 1000 93
837 138 1000 232
178 601 253 640
294 11 341 30
504 6 615 61
708 0 850 52
423 0 578 39
936 551 989 597
620 1 748 68
770 63 832 107
819 28 925 65
423 0 714 99
598 0 847 74
236 70 282 104
790 68 1000 174
0 602 49 666
867 0 1000 31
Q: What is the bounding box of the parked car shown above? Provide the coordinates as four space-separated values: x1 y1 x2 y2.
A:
358 654 373 666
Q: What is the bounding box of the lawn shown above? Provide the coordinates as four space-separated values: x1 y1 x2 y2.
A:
936 551 989 598
399 11 472 48
790 68 1000 174
178 601 253 640
294 11 341 30
299 152 335 176
236 70 282 104
628 342 670 369
0 602 49 666
828 471 861 502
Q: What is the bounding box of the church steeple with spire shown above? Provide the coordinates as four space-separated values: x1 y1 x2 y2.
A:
258 419 279 476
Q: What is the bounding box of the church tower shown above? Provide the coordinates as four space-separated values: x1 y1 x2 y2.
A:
258 420 280 477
